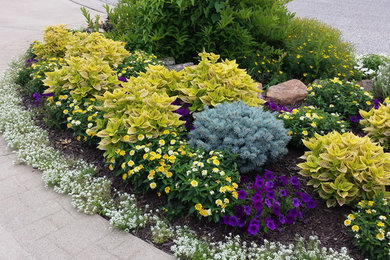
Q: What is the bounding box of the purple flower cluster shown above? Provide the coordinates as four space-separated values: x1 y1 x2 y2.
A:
25 58 38 68
350 99 383 123
264 98 293 113
171 98 194 131
118 76 128 82
32 92 54 106
223 169 316 235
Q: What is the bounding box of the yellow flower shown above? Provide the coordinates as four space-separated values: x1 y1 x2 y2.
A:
224 198 230 203
150 182 157 189
215 199 223 206
127 160 135 167
377 232 385 241
351 225 359 232
302 130 308 136
368 201 374 206
143 153 148 159
137 134 145 141
288 130 293 136
344 219 351 226
108 165 113 171
199 209 210 217
170 140 176 145
191 180 198 187
366 101 371 105
377 221 385 227
213 159 220 166
159 140 165 146
76 136 81 141
122 173 127 180
163 129 170 135
147 173 154 180
164 187 170 194
63 109 69 114
129 150 135 156
119 150 126 156
232 191 238 199
166 172 173 178
366 209 372 214
121 163 125 169
296 54 302 59
123 135 130 142
311 122 317 128
303 73 307 77
195 203 203 211
67 123 72 128
348 214 355 220
146 134 153 139
213 168 219 173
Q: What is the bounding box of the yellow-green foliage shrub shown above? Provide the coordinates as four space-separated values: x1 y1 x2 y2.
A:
178 52 265 112
360 103 390 150
43 56 120 101
66 32 129 68
32 25 74 60
93 70 184 154
298 131 390 207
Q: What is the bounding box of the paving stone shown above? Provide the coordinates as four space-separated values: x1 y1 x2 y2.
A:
0 226 33 259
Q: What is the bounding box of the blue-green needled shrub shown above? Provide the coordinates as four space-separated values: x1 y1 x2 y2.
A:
189 102 290 173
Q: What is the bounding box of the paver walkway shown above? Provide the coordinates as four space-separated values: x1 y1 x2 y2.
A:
0 0 173 259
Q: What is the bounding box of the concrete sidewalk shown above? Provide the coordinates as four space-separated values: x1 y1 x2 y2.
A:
0 0 173 259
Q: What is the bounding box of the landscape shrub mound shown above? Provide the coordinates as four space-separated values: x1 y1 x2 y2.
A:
105 0 293 63
298 131 390 207
189 101 290 173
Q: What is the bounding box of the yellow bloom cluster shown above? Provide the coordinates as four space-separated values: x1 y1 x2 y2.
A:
194 203 212 217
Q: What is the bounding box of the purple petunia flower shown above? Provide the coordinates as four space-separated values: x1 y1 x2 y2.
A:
279 189 289 197
264 169 274 180
350 114 362 122
248 223 260 235
238 217 246 227
265 181 274 189
299 193 311 203
292 198 301 208
286 214 295 224
266 190 276 199
252 193 262 203
265 198 273 208
265 217 277 231
288 208 299 218
279 214 286 224
289 176 299 189
237 190 248 200
228 216 238 227
272 205 281 216
118 76 128 82
253 201 263 211
254 176 264 188
278 176 288 187
306 199 317 209
373 99 381 109
243 206 251 215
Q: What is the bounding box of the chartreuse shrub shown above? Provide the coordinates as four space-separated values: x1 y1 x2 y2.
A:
279 106 349 148
345 195 390 260
65 32 129 68
189 102 290 173
283 18 355 83
360 102 390 150
223 170 316 235
106 129 240 222
93 70 184 151
32 24 73 60
43 56 120 102
298 131 390 207
105 0 293 63
305 78 373 120
178 52 265 112
116 50 163 80
373 63 390 99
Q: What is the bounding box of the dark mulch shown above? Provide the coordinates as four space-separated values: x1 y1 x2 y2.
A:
21 94 364 260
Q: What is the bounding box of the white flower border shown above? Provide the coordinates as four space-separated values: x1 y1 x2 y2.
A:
0 59 355 260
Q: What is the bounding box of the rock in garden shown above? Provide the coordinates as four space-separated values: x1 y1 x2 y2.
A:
167 62 194 71
266 79 307 105
256 82 264 99
356 79 373 92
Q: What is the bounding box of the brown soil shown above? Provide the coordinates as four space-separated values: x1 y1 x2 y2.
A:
21 94 364 260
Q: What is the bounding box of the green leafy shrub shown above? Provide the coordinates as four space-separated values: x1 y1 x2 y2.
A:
43 56 120 102
305 78 373 120
65 32 129 68
93 69 184 152
107 130 240 222
283 18 355 83
106 0 293 63
354 54 390 80
360 103 390 150
279 106 349 148
189 101 290 173
298 131 390 207
345 195 390 260
117 50 163 79
32 25 74 60
240 44 287 87
373 63 390 99
178 52 264 112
